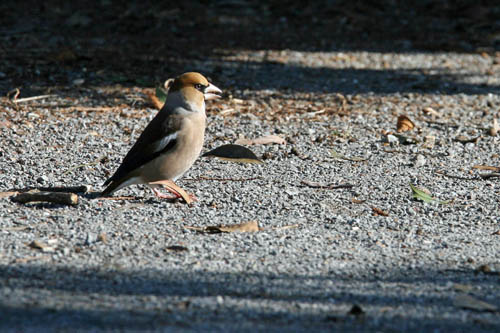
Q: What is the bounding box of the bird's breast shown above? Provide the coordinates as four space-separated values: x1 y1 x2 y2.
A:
143 113 206 182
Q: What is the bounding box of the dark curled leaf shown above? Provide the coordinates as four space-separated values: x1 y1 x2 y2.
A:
203 144 263 164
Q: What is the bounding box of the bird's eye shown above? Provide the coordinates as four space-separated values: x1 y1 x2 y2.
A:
194 84 205 91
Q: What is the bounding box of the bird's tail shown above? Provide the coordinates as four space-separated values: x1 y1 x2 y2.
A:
100 180 119 197
101 175 138 197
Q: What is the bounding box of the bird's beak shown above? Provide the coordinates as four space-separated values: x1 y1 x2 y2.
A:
204 83 222 100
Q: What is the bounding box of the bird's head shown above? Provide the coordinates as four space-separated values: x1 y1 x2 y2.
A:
166 72 222 112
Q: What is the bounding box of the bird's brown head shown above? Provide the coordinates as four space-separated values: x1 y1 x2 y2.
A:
166 72 222 112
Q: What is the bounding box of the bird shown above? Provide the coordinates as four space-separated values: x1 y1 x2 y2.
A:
101 72 222 199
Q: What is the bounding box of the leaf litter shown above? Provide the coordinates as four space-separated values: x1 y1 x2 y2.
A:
185 221 299 234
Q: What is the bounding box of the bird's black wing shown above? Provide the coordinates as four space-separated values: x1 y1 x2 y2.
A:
103 108 183 186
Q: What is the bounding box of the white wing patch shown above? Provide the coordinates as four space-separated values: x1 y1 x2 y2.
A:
155 132 178 153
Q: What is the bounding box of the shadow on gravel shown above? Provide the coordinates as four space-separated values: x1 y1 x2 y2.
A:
210 60 500 95
1 0 499 96
1 264 498 331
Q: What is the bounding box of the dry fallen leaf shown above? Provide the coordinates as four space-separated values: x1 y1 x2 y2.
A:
454 135 481 144
28 240 46 249
185 221 260 233
489 118 499 136
28 240 55 253
476 263 500 275
454 294 498 312
372 207 389 216
145 89 164 110
235 135 286 145
397 115 415 133
202 144 263 164
422 107 440 117
165 245 188 252
146 82 172 110
97 232 107 243
211 220 260 233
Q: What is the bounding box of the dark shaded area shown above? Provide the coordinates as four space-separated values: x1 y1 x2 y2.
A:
0 264 498 331
1 0 499 95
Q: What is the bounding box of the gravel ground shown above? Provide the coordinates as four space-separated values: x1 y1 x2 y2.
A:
1 1 500 332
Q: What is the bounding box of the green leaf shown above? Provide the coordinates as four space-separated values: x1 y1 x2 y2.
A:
155 86 168 104
409 183 450 204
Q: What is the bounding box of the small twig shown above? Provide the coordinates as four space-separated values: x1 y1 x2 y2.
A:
382 150 446 158
184 225 206 232
0 191 18 199
6 186 90 195
436 170 481 181
301 180 354 190
454 135 482 144
14 94 56 103
330 150 370 162
1 221 47 232
303 109 326 118
13 255 50 264
97 196 141 201
423 120 460 128
328 184 355 189
480 173 500 179
187 176 261 182
269 224 300 231
113 203 144 210
70 106 124 113
220 108 235 115
12 191 78 205
472 165 500 172
38 185 90 193
64 156 106 175
1 226 29 231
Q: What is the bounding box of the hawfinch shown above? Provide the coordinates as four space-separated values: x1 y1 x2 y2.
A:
101 72 222 199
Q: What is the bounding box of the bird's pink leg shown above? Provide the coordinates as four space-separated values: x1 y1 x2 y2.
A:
151 186 198 201
152 187 180 200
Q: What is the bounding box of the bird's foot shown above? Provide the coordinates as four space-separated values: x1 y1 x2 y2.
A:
152 187 198 202
152 188 179 200
187 193 198 201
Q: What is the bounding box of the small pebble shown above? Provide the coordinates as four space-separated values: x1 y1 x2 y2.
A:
414 154 426 167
